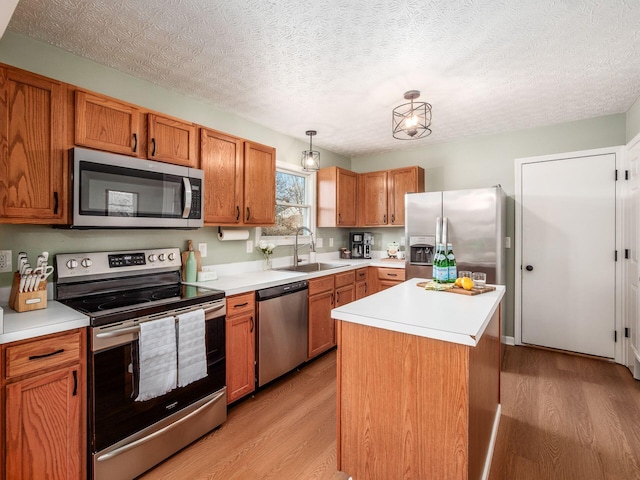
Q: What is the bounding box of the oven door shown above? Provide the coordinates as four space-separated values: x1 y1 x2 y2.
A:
89 302 225 461
72 147 203 228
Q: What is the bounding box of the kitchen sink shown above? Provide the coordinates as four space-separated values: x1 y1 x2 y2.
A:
275 262 348 273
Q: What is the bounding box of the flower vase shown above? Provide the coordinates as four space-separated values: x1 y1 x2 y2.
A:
263 256 272 271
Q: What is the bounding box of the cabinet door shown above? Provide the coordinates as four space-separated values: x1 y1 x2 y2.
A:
360 171 388 226
225 312 255 403
5 366 84 480
337 168 357 226
243 141 275 225
147 113 197 167
355 281 368 300
389 167 419 226
75 90 141 156
201 128 243 224
335 284 355 308
0 68 66 222
308 290 335 359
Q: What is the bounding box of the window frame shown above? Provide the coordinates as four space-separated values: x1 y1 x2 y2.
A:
257 160 316 246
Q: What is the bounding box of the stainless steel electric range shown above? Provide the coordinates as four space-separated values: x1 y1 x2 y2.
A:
56 248 227 480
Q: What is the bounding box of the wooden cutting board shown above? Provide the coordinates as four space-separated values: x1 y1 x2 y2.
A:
416 281 496 296
181 240 202 281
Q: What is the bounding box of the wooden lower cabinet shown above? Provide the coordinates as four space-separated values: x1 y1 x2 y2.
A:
334 271 355 308
354 267 369 300
372 266 406 293
1 328 86 480
225 292 256 404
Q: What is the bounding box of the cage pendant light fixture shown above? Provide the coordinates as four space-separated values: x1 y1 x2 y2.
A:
392 90 432 140
301 130 320 171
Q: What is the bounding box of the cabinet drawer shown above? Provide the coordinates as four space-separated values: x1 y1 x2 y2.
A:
226 292 255 317
335 271 355 288
355 268 368 282
309 276 335 296
5 330 82 379
377 268 406 281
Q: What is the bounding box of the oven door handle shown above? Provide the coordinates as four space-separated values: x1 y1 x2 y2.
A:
96 389 225 462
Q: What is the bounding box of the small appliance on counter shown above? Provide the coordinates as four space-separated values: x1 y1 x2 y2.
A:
349 232 373 259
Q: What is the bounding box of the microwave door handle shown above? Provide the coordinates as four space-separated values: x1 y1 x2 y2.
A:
182 177 192 218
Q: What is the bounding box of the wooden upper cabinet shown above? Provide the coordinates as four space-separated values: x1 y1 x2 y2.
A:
359 170 388 226
0 67 67 223
147 113 197 167
359 166 425 227
75 90 141 157
243 141 275 225
388 166 425 226
317 166 357 227
201 128 243 225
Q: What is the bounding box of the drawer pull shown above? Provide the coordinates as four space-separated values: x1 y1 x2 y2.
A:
387 273 398 277
28 348 64 361
233 302 249 308
72 370 78 396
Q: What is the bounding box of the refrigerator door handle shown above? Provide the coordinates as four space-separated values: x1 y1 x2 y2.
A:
442 217 448 245
435 217 442 245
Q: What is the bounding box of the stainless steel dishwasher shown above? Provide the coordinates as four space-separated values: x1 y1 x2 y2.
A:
255 280 308 387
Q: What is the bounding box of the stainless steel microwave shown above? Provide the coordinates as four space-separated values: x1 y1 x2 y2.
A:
71 147 204 228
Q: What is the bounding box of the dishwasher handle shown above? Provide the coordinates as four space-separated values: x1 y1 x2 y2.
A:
256 280 308 302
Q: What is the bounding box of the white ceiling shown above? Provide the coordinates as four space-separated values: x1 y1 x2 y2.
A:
7 0 640 158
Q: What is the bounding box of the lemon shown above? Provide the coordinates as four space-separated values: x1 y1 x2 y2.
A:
461 277 474 291
455 277 463 287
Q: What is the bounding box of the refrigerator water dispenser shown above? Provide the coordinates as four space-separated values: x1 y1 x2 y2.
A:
409 236 435 265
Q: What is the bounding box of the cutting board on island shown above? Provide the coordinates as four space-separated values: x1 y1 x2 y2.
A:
416 281 496 296
181 240 202 281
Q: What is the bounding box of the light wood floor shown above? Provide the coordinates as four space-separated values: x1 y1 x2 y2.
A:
141 346 640 480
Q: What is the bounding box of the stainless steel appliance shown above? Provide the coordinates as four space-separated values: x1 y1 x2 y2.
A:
55 248 226 480
255 280 308 387
71 147 204 229
405 186 506 284
349 232 373 259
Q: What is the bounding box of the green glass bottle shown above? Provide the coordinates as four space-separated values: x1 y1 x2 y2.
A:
446 243 457 283
434 243 448 283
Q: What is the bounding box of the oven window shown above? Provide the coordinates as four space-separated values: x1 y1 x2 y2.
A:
91 316 225 452
79 161 183 218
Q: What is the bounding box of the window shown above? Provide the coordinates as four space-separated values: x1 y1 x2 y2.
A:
259 161 316 244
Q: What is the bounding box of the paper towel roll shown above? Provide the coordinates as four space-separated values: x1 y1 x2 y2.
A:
218 228 250 241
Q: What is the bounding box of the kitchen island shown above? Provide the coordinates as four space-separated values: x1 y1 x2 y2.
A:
331 279 505 480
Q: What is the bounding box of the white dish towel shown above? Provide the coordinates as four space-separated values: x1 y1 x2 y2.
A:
177 308 207 387
135 316 177 402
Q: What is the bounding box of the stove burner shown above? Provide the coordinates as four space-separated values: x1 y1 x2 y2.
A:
97 298 152 311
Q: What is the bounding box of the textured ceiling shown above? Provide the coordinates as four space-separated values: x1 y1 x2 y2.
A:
7 0 640 158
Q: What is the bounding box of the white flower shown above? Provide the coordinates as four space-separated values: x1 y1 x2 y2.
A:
257 241 274 256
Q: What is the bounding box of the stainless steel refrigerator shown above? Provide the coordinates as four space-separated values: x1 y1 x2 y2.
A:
404 186 506 284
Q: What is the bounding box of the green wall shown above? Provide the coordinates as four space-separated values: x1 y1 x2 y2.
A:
351 114 627 338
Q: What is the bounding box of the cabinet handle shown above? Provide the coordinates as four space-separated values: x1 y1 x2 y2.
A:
236 206 240 221
338 213 342 224
364 283 368 293
53 191 59 215
246 207 250 221
72 370 78 396
132 133 138 153
383 214 387 223
336 291 340 303
29 348 64 361
331 293 334 306
388 273 398 277
234 302 249 308
250 316 254 333
151 138 156 156
391 213 395 223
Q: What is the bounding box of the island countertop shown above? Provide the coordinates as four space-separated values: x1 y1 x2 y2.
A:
331 278 505 347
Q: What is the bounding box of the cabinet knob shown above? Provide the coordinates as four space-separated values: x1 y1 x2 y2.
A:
525 265 534 271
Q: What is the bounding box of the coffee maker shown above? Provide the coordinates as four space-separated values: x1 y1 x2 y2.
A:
350 232 372 259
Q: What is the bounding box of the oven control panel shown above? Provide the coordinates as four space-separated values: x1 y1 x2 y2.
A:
56 248 183 280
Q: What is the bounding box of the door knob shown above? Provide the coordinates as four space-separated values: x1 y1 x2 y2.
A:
525 265 534 271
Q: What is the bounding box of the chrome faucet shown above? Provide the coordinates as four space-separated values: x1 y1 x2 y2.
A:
294 226 315 267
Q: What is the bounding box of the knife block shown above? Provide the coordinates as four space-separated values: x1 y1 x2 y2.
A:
9 272 48 313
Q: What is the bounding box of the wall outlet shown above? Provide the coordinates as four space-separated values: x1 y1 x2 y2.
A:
198 242 207 258
316 238 323 248
400 237 405 246
329 238 334 247
246 240 253 253
0 250 11 273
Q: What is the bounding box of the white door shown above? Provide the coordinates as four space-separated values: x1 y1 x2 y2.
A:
520 153 616 358
625 137 640 375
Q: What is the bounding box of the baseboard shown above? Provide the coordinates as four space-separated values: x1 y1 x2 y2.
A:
502 335 515 346
482 404 502 480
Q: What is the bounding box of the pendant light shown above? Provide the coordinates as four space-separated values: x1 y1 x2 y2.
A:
301 130 320 171
392 90 432 140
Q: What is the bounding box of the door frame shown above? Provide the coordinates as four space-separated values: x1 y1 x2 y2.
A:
514 146 624 365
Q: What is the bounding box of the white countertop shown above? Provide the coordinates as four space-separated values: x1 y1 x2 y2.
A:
189 258 405 296
331 279 505 347
0 301 90 345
